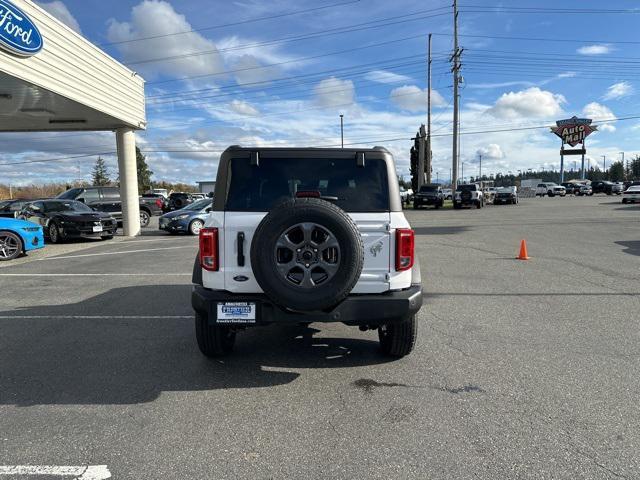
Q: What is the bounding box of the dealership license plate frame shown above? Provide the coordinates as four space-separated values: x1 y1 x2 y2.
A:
216 302 257 324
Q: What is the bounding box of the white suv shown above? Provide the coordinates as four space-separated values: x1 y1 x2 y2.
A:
453 184 484 209
192 147 423 358
536 182 566 197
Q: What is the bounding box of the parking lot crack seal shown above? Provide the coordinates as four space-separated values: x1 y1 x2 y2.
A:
574 448 627 479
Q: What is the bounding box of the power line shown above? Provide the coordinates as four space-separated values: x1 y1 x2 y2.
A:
459 5 640 14
127 11 450 67
147 55 450 101
433 32 640 45
98 0 364 46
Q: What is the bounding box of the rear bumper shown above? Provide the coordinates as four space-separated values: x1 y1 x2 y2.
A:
414 196 440 205
192 284 424 326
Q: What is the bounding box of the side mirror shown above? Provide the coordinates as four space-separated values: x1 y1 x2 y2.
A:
205 207 212 213
77 198 85 203
31 206 41 213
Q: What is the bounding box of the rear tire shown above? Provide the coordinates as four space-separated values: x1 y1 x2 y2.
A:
48 222 62 244
140 210 151 228
195 311 236 357
189 219 204 235
379 316 417 357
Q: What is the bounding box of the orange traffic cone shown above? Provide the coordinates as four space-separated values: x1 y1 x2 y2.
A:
517 239 530 260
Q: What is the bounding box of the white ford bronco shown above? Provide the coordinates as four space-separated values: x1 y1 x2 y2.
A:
192 147 423 358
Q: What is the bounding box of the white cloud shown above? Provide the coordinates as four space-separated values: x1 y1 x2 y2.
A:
35 1 82 33
227 54 281 86
577 44 611 55
365 70 413 85
487 87 565 119
389 85 446 112
476 144 505 160
106 0 225 80
602 81 634 100
228 100 259 116
314 77 355 108
582 102 617 132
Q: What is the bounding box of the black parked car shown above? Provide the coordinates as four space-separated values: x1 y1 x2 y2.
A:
561 183 580 195
167 192 198 211
19 200 117 243
413 184 444 209
591 181 622 195
0 199 34 218
56 186 163 227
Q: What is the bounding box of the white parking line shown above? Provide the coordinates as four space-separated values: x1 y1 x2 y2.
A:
0 273 191 277
40 246 188 260
0 465 110 479
0 316 192 319
117 237 196 245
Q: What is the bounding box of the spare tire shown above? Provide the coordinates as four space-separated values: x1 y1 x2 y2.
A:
461 190 472 203
250 198 364 311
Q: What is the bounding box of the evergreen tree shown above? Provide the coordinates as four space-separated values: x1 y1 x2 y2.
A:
91 157 110 186
136 146 153 192
609 161 625 181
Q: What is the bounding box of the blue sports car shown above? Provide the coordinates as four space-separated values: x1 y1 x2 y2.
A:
0 217 45 261
159 198 212 235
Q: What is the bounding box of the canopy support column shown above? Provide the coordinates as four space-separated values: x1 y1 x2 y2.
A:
116 128 140 237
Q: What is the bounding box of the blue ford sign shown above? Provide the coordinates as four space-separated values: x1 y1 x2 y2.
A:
0 0 43 57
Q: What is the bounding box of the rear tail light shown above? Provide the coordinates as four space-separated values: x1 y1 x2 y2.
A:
395 228 415 271
155 199 163 208
199 227 219 271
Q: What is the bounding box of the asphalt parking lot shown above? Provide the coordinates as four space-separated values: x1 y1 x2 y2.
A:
1 196 638 479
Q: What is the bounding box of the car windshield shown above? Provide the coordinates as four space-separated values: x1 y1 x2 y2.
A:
456 185 476 192
56 188 84 199
182 199 211 211
43 201 94 213
225 157 390 212
419 186 437 193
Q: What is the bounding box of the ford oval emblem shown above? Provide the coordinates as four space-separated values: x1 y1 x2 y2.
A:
233 275 249 282
0 0 43 57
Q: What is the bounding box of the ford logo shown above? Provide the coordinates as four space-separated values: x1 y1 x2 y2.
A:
233 275 249 282
0 0 43 57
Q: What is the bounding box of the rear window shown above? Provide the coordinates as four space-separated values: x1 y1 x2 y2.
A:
419 186 437 193
456 185 476 192
225 157 390 212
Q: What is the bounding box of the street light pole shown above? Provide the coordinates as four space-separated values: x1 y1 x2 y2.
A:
339 114 344 148
602 155 606 173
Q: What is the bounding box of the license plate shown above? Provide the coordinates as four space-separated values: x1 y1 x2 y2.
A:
216 302 256 324
93 225 103 232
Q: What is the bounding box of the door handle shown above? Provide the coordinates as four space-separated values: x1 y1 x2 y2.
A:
237 232 245 267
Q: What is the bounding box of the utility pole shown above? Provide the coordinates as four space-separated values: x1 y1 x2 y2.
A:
620 151 626 179
451 0 461 191
417 124 426 188
478 153 482 181
426 33 432 184
340 114 344 148
601 155 606 173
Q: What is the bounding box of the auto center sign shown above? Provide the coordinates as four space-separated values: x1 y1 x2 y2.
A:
0 0 43 57
551 116 597 147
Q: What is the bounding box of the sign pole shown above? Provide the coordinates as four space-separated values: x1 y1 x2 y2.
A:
581 140 586 180
560 146 565 183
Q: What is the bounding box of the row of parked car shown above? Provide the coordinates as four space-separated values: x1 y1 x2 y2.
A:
0 187 213 261
405 183 519 210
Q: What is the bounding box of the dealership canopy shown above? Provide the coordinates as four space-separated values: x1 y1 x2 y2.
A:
0 0 146 235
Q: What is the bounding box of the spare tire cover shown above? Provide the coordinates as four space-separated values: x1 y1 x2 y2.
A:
250 198 364 311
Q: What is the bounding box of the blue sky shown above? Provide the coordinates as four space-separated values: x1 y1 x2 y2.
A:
4 0 640 185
